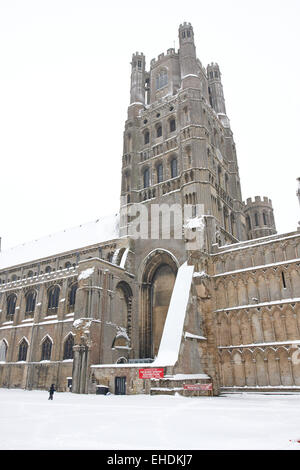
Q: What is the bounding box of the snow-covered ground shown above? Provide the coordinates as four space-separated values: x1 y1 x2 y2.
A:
1 389 300 450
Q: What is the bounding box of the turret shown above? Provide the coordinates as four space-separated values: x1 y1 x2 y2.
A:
243 196 277 240
178 22 201 89
129 52 146 117
207 63 226 115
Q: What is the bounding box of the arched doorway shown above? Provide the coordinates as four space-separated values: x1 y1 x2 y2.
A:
151 264 176 357
139 250 178 359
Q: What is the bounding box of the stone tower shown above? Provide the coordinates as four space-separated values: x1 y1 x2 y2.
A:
120 22 247 248
244 196 277 239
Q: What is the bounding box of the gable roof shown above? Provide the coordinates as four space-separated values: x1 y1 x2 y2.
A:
0 213 120 270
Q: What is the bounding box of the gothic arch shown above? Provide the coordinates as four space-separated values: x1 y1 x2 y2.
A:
265 347 280 386
237 279 247 306
277 347 293 386
215 280 226 309
251 311 264 343
229 313 241 345
232 350 245 386
243 349 256 386
285 308 299 340
273 310 285 342
18 337 29 362
254 349 268 386
240 311 253 344
221 350 233 387
227 279 237 307
114 281 133 339
219 313 231 346
0 339 8 362
290 346 300 386
262 311 275 342
139 249 178 358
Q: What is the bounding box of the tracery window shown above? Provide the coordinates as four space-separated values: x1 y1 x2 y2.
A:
41 337 52 361
156 125 162 138
169 119 176 133
18 339 28 362
68 283 78 309
47 285 60 313
144 130 150 145
143 167 150 188
6 294 17 319
170 158 178 178
157 164 163 183
63 334 74 360
25 291 36 314
0 340 7 362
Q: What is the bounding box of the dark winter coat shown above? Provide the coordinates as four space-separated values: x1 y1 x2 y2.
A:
49 385 56 394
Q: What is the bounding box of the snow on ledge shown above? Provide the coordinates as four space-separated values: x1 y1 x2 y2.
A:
152 373 210 381
215 297 300 313
78 267 95 281
184 332 207 341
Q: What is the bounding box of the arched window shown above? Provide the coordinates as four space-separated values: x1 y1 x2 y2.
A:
18 339 28 362
27 271 33 278
6 294 17 319
170 158 178 178
68 283 78 309
143 167 150 188
41 336 52 361
263 212 268 225
157 163 163 183
156 69 168 90
25 290 36 315
45 266 52 273
144 130 150 145
65 262 71 269
63 334 74 360
169 118 176 133
47 285 60 313
246 215 252 230
0 339 8 362
254 213 259 226
156 125 162 138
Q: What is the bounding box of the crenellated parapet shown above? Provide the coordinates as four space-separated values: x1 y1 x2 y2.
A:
243 196 276 240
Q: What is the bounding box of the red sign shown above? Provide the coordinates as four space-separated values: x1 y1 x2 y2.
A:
183 383 212 391
139 368 164 379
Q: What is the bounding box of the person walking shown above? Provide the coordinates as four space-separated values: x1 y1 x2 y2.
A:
48 383 56 400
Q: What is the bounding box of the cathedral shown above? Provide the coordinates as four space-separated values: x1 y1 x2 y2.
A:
0 23 299 396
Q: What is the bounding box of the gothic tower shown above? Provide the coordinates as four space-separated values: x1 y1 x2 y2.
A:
120 23 253 248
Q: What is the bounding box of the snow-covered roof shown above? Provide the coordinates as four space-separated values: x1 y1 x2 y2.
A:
0 213 120 270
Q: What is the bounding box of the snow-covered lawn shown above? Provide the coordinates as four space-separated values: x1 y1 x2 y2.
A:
0 389 300 450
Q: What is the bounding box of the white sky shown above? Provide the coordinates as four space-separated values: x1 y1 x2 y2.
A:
0 0 299 250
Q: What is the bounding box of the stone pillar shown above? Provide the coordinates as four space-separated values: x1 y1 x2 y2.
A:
72 344 90 394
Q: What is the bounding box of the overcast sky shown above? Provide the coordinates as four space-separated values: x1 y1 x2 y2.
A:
0 0 299 250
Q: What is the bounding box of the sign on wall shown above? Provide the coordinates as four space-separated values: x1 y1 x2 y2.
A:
139 368 164 379
183 383 212 391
